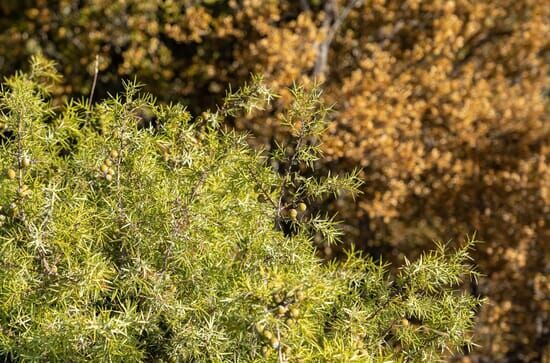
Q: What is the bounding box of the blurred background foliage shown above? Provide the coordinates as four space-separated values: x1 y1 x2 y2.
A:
0 0 548 361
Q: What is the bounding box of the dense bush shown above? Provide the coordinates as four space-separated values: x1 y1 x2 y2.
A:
0 1 548 361
0 57 481 362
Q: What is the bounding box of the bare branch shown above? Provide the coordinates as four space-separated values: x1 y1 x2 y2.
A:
313 0 364 77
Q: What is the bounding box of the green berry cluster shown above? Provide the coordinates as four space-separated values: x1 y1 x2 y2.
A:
283 202 307 222
0 202 20 221
98 150 118 182
255 288 306 358
2 157 33 220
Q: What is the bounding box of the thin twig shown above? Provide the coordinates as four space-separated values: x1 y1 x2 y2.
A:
276 325 284 363
26 183 59 276
87 54 99 109
16 110 23 190
276 119 307 229
38 185 58 275
245 163 279 210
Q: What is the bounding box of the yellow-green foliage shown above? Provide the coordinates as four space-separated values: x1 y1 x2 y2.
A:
0 57 480 362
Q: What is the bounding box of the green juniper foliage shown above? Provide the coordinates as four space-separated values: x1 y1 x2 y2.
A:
0 57 480 362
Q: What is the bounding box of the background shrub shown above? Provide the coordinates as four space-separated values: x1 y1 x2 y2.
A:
0 1 548 361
